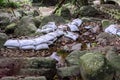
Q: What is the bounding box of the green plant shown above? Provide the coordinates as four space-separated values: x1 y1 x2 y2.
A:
0 0 20 8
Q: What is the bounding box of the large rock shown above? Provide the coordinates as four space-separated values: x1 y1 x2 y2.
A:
80 53 114 80
39 14 66 28
66 50 87 65
14 16 37 36
96 32 117 46
0 13 11 29
60 7 71 20
79 6 98 17
0 33 8 48
106 49 120 71
57 66 80 78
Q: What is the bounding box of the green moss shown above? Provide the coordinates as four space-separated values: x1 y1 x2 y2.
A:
39 14 66 28
80 53 114 80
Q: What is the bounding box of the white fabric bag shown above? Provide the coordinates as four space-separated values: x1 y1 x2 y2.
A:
20 45 35 50
67 24 79 31
19 39 35 47
105 24 118 34
33 37 48 45
64 31 79 41
71 18 82 27
4 39 20 47
41 22 57 33
50 52 61 61
35 43 49 50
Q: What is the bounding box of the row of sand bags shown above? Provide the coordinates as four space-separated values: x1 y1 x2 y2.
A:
4 18 83 50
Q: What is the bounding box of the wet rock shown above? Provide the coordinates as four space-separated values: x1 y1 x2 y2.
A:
80 53 114 80
14 16 37 36
79 6 98 17
39 14 66 28
57 66 80 78
0 33 8 48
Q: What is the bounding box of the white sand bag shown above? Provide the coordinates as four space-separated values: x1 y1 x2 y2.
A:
71 18 82 26
4 39 20 47
105 24 118 34
54 29 64 37
40 28 54 33
58 25 68 30
47 38 57 45
19 39 35 47
20 45 35 50
35 43 49 50
42 22 57 29
42 34 55 41
64 31 79 41
33 37 48 45
41 22 57 33
50 52 61 61
117 32 120 36
67 24 79 31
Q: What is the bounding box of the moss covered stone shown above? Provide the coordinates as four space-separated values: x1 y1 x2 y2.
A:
66 50 87 65
14 16 37 36
39 14 66 28
80 53 114 80
57 66 80 78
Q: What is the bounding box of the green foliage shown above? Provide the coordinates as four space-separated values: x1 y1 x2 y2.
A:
0 0 20 8
0 0 4 4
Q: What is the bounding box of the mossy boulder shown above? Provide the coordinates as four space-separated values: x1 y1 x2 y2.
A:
39 14 66 28
57 7 71 20
0 13 11 29
79 6 98 17
57 66 80 78
22 57 56 69
14 16 37 36
0 33 8 48
66 50 87 65
80 53 114 80
106 50 120 71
